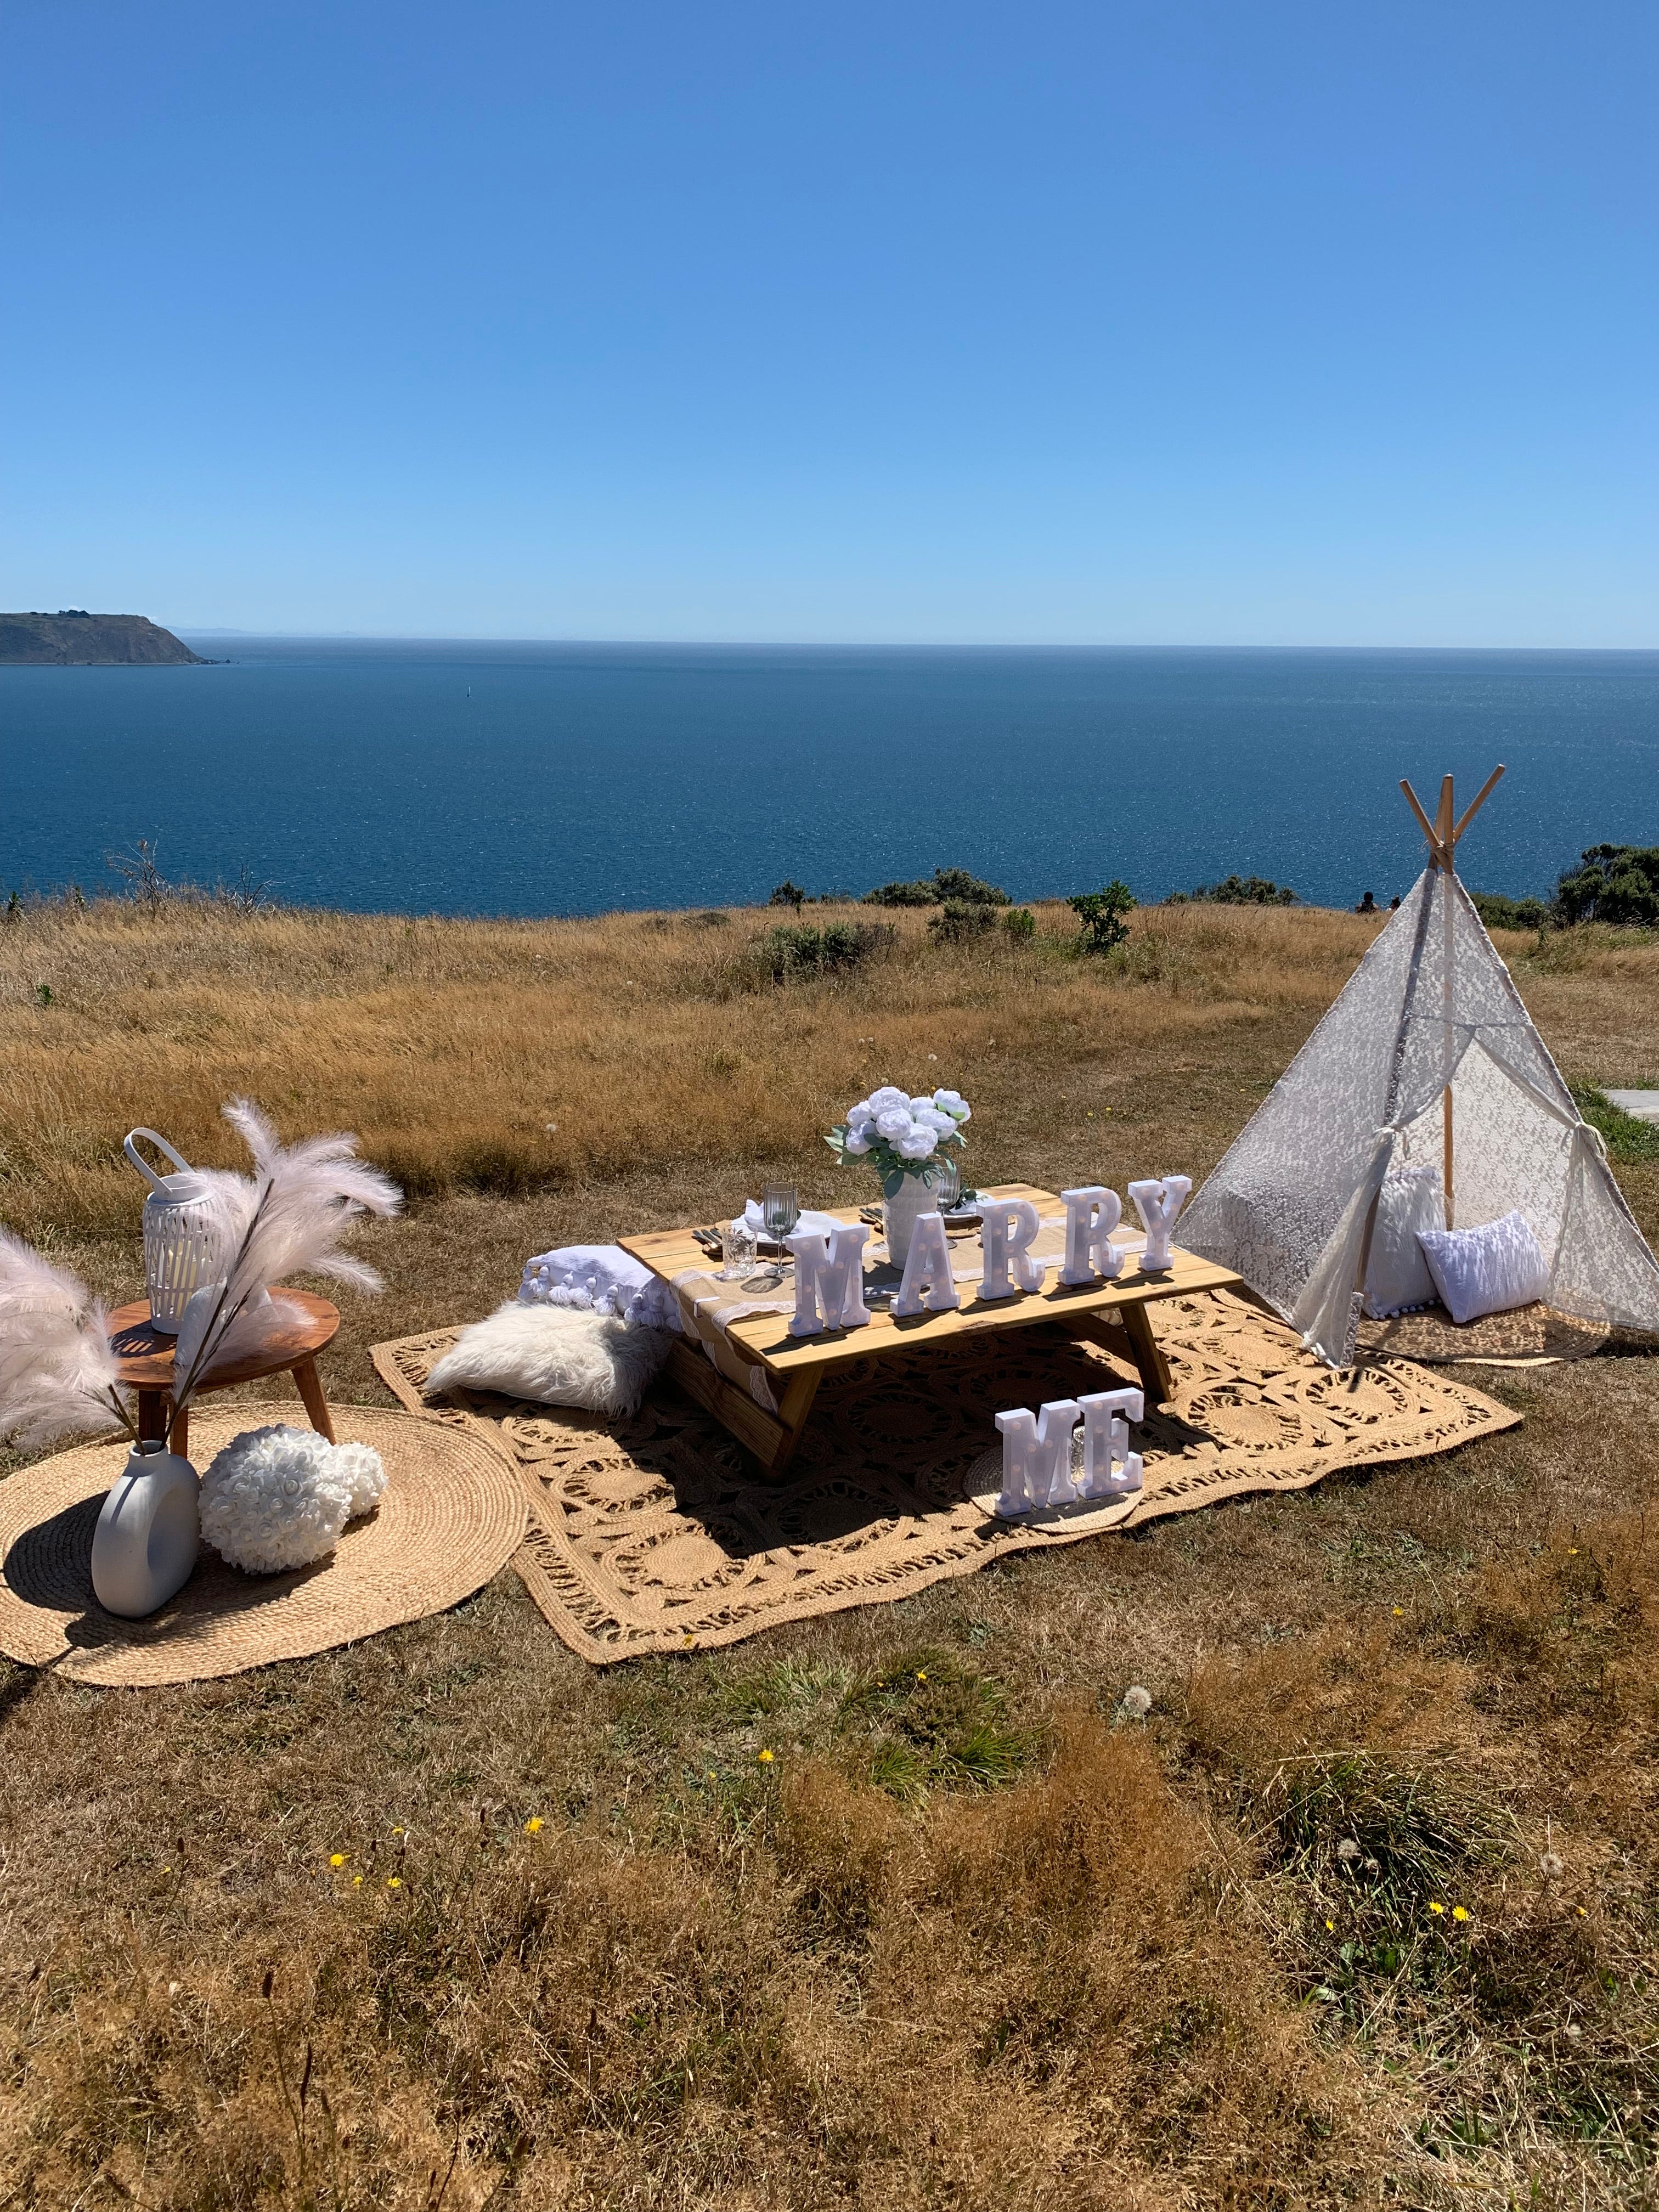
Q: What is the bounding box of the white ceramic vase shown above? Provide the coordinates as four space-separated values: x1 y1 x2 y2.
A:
90 1441 200 1618
883 1172 940 1269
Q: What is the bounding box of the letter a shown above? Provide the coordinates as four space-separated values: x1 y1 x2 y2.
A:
892 1210 962 1318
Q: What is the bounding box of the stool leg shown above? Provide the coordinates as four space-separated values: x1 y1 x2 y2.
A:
291 1356 337 1444
167 1402 189 1459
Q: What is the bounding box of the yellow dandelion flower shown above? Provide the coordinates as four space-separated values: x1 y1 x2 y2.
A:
1577 1906 1587 1917
386 1876 402 1889
706 1769 716 1781
758 1748 775 1764
392 1825 404 1836
916 1670 928 1683
1391 1606 1403 1617
352 1875 363 1887
329 1853 347 1867
1452 1905 1469 1923
524 1816 544 1835
1324 1918 1335 1932
1567 1548 1579 1556
1428 1900 1445 1915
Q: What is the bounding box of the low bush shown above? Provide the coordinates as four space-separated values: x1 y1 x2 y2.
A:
1470 890 1550 932
928 899 996 944
1170 874 1297 906
1068 880 1137 953
864 867 1010 908
753 920 895 982
1001 906 1036 941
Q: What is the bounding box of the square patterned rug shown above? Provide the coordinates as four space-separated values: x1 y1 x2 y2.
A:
372 1290 1519 1665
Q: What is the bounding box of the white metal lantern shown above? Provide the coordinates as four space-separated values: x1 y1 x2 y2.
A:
124 1128 219 1335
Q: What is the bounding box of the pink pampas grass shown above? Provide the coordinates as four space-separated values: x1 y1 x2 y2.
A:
0 1231 136 1451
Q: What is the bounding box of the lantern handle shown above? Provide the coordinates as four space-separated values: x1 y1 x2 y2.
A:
123 1128 194 1193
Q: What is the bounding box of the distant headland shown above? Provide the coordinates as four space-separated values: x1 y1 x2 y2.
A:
0 612 205 665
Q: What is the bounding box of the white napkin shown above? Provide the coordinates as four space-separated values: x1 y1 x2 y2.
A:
743 1200 841 1243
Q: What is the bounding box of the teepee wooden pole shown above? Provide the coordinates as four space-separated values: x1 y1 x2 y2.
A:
1438 776 1457 1226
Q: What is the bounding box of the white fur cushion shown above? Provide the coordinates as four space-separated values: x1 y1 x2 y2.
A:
1362 1166 1445 1317
1417 1210 1550 1325
426 1301 674 1419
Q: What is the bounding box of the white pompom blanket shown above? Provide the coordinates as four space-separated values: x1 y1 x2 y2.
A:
426 1302 674 1419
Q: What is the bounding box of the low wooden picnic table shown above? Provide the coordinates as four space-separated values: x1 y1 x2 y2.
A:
620 1182 1243 1476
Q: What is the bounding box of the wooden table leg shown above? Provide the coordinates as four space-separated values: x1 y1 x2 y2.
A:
291 1355 337 1444
764 1368 822 1475
1116 1301 1175 1409
167 1403 189 1458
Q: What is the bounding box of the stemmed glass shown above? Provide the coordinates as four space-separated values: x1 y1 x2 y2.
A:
762 1182 800 1262
932 1155 962 1214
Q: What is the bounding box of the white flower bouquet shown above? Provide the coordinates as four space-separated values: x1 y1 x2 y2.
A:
825 1085 970 1197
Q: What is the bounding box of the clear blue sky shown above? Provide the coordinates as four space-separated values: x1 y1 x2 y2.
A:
5 1 1655 643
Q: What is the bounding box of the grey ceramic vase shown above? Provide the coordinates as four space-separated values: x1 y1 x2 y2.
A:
89 1441 200 1618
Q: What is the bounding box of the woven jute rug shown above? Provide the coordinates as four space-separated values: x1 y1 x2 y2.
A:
372 1290 1519 1665
1356 1300 1640 1367
0 1403 526 1687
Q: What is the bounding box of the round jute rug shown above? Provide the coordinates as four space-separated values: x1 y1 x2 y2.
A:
0 1402 527 1687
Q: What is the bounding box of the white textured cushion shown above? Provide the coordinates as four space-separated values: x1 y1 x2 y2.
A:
1416 1211 1550 1326
427 1301 673 1418
1362 1166 1445 1317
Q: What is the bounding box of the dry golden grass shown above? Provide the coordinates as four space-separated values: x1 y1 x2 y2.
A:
3 891 1659 2209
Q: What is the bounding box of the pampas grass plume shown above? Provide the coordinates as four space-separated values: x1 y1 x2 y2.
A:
0 1229 130 1450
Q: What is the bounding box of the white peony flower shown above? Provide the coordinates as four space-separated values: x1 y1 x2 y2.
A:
933 1088 971 1122
909 1096 935 1114
917 1106 955 1132
896 1125 938 1159
868 1085 909 1111
843 1125 872 1154
875 1106 912 1140
847 1101 876 1130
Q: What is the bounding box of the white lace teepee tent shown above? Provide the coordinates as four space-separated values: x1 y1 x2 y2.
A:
1181 768 1659 1364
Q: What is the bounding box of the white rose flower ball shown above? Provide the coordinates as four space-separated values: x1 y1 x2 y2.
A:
330 1440 388 1519
200 1426 390 1575
868 1085 909 1111
875 1106 912 1140
896 1125 938 1160
933 1088 971 1121
847 1101 876 1130
843 1125 872 1154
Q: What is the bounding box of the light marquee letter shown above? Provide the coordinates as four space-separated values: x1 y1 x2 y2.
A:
1059 1186 1125 1285
1127 1176 1192 1271
786 1223 871 1336
1076 1387 1144 1499
994 1398 1082 1515
978 1197 1047 1301
892 1211 961 1318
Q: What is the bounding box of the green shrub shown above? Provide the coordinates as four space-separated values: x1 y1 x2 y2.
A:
863 867 1010 908
1068 880 1137 953
754 921 894 981
769 880 807 911
1001 906 1036 941
1186 874 1297 906
1470 890 1550 933
928 899 997 944
1554 845 1659 927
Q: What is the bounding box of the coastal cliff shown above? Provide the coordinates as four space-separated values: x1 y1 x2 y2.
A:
0 612 204 665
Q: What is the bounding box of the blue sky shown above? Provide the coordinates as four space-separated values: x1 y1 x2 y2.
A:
5 1 1655 642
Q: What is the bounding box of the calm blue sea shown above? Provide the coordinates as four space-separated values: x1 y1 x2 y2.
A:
3 641 1657 916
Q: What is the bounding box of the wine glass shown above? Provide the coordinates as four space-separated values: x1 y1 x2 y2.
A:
933 1154 961 1214
762 1182 799 1256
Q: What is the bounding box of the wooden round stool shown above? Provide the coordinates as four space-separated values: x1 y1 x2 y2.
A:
107 1288 340 1459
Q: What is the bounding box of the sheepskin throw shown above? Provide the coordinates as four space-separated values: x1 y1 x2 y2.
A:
199 1425 387 1575
426 1301 674 1419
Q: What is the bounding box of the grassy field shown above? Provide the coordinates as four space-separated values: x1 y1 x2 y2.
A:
2 891 1659 2209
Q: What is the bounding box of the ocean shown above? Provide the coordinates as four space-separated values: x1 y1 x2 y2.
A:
3 640 1657 916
